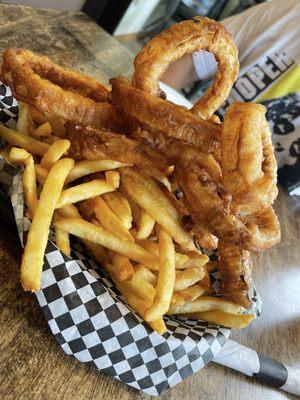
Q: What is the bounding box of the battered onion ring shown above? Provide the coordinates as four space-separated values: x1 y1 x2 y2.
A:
2 48 125 132
175 157 248 244
132 16 239 120
242 207 281 252
110 77 221 155
218 240 252 308
222 102 278 216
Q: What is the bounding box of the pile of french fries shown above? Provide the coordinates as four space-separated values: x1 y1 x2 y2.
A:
0 102 254 334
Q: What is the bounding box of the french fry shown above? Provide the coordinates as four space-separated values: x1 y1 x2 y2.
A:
21 158 74 291
53 211 70 256
175 253 209 269
145 227 175 322
33 122 52 138
65 159 126 184
59 203 81 218
171 284 209 306
136 209 155 240
84 240 110 265
184 310 254 329
121 168 195 250
136 238 189 268
9 148 38 218
112 270 155 302
16 101 34 135
56 180 115 208
22 154 38 219
105 170 120 189
40 139 70 170
0 124 49 156
174 267 205 291
145 166 171 191
54 217 159 270
9 147 29 164
30 106 48 125
168 296 244 315
134 264 157 286
93 196 134 242
113 278 166 334
108 251 134 281
103 191 132 230
45 113 66 138
35 164 48 185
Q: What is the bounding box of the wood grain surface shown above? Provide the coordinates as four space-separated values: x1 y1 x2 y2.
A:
0 4 299 400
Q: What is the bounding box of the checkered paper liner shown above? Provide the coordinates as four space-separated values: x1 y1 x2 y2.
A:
0 82 261 396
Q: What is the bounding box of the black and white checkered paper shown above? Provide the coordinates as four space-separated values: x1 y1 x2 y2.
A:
0 82 260 396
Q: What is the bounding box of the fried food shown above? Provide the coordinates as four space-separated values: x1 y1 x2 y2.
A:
66 121 168 170
218 240 252 308
110 77 220 153
222 102 278 216
21 158 74 291
132 16 238 120
2 48 125 132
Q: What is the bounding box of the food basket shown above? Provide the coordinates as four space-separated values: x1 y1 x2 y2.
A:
0 82 260 396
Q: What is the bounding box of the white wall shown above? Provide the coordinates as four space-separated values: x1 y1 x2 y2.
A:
2 0 85 11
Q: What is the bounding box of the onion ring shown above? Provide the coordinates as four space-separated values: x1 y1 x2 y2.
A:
2 48 125 132
132 16 238 120
218 240 252 308
110 76 221 155
242 207 281 252
222 102 278 216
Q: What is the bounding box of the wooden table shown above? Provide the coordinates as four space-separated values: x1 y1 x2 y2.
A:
0 4 299 400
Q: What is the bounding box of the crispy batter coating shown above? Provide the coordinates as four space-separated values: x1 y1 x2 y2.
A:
132 16 238 120
110 76 221 155
242 207 281 252
218 240 252 308
222 102 278 217
66 122 168 170
2 48 125 132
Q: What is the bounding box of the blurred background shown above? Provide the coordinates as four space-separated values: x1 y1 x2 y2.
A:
1 0 266 100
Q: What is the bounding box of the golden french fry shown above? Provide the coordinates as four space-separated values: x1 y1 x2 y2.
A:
54 217 159 270
9 147 29 164
145 227 176 322
171 284 209 306
30 106 48 125
0 124 49 156
84 240 110 264
56 180 115 209
21 158 74 291
145 166 171 191
175 253 209 269
121 168 195 250
113 277 166 334
23 154 38 219
136 238 189 268
53 211 70 256
35 164 48 185
184 310 254 329
103 191 132 230
137 209 155 240
16 101 34 135
168 296 244 315
105 170 120 189
108 251 134 281
93 196 134 243
174 267 205 291
59 203 81 218
134 264 157 286
42 136 59 145
33 122 52 138
40 139 70 170
65 159 126 184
